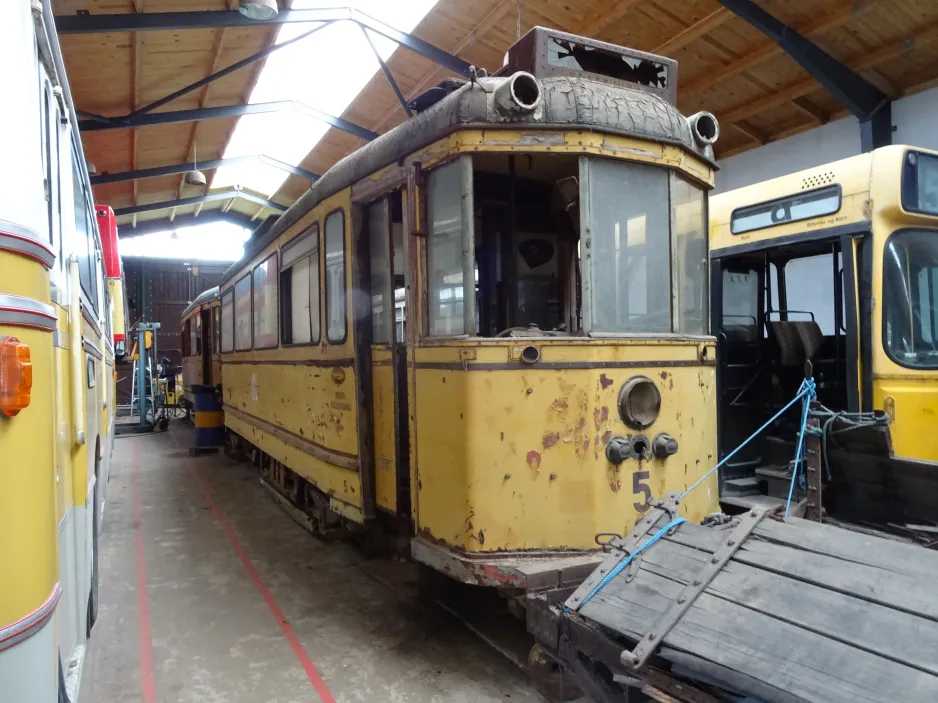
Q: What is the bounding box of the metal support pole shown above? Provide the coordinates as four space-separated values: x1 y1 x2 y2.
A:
360 25 413 118
136 326 148 425
91 154 318 186
132 22 331 116
716 0 892 151
77 100 379 141
113 189 287 217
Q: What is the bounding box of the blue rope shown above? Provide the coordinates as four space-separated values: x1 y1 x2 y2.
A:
784 378 817 517
677 379 814 502
570 379 817 613
569 517 687 612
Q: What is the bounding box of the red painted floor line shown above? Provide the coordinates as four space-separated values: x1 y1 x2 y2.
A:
192 468 337 703
132 443 157 703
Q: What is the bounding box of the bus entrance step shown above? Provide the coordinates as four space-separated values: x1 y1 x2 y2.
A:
722 476 761 496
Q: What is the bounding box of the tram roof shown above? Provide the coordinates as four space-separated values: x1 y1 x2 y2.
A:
56 0 938 235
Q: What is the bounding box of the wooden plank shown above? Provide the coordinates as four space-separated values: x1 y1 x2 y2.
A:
661 527 938 621
681 0 879 99
653 8 732 56
584 568 938 703
634 537 938 677
756 517 938 581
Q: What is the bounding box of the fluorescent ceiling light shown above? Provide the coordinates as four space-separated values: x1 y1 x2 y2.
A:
214 0 439 197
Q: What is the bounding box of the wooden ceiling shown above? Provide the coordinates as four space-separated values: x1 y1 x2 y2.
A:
54 0 938 232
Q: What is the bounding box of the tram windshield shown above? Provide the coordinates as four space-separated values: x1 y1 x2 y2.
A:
883 229 938 368
424 153 709 338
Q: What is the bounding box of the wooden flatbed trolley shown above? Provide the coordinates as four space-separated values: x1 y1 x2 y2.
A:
528 494 938 703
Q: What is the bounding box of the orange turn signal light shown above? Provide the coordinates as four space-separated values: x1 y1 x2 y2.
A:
0 336 32 417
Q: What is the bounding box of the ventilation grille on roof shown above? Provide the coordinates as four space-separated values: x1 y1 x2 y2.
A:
802 171 836 189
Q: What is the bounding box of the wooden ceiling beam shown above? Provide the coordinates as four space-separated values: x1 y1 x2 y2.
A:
177 10 232 200
578 0 643 39
130 0 144 209
720 19 938 127
791 97 829 124
682 0 876 100
653 7 732 56
731 120 768 145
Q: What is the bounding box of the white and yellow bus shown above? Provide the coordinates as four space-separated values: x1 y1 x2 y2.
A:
0 2 118 699
711 144 938 525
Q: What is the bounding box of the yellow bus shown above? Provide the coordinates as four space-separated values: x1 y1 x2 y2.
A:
0 2 116 699
710 144 938 525
218 27 722 589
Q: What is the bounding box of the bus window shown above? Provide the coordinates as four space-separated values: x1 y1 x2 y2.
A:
782 253 843 336
72 145 97 310
883 230 938 368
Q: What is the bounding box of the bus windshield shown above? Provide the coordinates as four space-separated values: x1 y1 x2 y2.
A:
883 229 938 368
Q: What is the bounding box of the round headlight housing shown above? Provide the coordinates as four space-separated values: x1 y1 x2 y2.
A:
617 376 661 430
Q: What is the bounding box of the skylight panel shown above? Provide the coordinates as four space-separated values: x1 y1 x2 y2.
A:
120 221 252 261
213 0 439 197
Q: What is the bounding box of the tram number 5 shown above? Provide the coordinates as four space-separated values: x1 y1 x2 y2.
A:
632 471 651 513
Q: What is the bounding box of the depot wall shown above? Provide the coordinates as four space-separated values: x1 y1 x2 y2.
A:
714 85 938 194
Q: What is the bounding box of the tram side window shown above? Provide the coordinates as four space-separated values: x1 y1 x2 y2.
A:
212 307 221 354
253 254 278 349
280 226 320 345
588 158 671 333
325 210 347 343
673 176 708 334
427 160 465 336
194 314 201 355
234 275 252 351
221 291 234 353
368 200 391 344
182 320 190 356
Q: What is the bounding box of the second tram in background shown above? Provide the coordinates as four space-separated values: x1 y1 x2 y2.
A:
214 27 722 589
180 286 223 408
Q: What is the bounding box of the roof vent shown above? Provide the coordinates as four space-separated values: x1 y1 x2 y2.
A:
802 171 836 189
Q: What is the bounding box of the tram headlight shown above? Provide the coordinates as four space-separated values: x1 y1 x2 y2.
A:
617 376 661 430
0 336 32 417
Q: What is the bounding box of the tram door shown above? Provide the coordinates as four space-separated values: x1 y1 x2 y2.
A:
366 191 410 519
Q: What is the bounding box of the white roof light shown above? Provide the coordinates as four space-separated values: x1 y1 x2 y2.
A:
239 0 279 21
214 0 439 197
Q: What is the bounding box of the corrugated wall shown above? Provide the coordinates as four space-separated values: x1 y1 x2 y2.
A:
117 257 229 405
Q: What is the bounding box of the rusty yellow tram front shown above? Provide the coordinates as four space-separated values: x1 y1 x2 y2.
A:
218 28 722 588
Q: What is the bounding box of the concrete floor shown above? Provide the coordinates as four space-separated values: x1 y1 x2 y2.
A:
81 423 541 702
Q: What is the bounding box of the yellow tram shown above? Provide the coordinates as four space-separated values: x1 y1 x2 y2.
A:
219 28 722 586
180 285 222 407
0 1 119 698
710 145 938 524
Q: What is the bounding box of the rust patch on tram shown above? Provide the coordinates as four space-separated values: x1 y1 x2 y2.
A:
526 450 542 470
542 432 560 449
599 373 614 390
